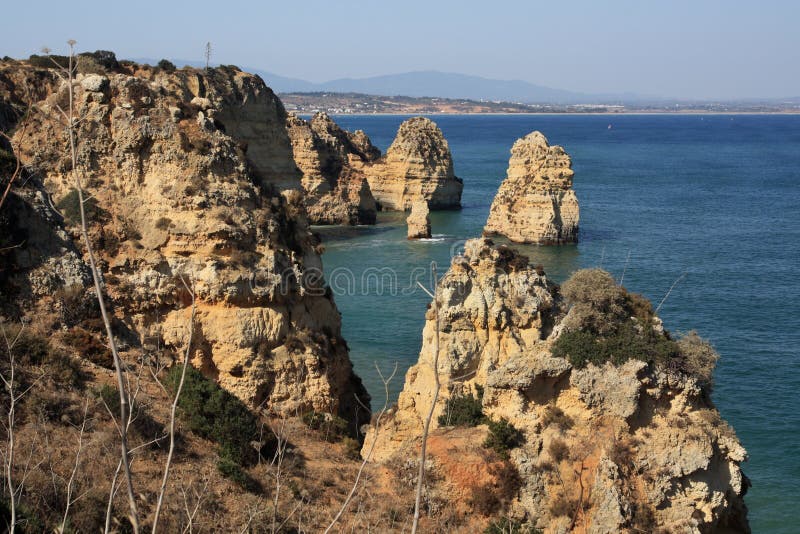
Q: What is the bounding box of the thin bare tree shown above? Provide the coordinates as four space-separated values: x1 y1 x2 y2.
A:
57 399 89 533
151 275 196 533
49 40 139 531
412 264 440 534
323 361 398 534
0 322 45 534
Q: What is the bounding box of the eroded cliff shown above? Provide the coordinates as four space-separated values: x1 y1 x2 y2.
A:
484 131 579 244
364 238 748 533
285 112 378 225
361 116 463 210
4 60 368 423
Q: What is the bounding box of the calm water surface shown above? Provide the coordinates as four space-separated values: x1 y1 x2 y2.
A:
314 114 800 532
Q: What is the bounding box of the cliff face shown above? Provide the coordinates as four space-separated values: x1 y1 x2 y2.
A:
484 131 579 244
286 112 378 225
362 117 463 210
6 62 368 423
364 239 748 533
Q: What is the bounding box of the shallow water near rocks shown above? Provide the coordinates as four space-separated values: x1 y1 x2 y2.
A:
315 114 800 532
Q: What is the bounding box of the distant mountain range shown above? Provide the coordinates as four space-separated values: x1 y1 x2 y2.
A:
133 58 637 104
258 70 598 104
133 59 798 107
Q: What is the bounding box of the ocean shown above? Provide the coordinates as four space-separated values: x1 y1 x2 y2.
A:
314 114 800 532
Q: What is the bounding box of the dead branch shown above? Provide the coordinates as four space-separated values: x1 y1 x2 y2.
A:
152 275 196 534
57 399 89 533
324 362 398 533
54 41 139 532
412 263 439 534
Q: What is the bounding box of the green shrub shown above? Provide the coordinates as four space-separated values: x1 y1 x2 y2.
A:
4 328 83 387
28 54 69 69
554 269 682 370
548 438 569 463
96 384 120 414
62 327 113 368
552 323 680 370
438 391 485 427
483 418 523 459
157 59 176 72
341 436 361 460
302 410 349 441
78 50 118 70
485 518 542 534
216 457 262 493
154 216 172 230
676 331 720 389
9 329 50 366
0 147 17 176
561 268 628 335
56 189 106 226
167 365 272 485
540 404 574 432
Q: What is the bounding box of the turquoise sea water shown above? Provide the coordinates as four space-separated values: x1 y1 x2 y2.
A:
315 114 800 532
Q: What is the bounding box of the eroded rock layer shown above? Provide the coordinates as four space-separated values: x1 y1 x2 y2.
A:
5 61 368 424
361 117 462 210
286 112 378 225
484 131 579 244
364 238 748 533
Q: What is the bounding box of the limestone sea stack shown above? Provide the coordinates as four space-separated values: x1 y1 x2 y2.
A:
406 200 431 239
364 238 749 532
286 112 379 225
7 62 369 425
484 131 579 244
362 117 463 210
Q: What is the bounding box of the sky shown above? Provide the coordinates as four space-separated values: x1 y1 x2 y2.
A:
2 0 798 100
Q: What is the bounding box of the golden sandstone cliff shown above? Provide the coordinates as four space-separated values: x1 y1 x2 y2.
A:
285 113 462 224
362 116 463 211
364 238 749 533
3 60 368 423
484 131 580 244
286 111 379 225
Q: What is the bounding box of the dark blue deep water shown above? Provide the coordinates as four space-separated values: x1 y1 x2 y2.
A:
315 114 800 532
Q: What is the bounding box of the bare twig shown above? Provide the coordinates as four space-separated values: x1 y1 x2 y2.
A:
1 321 23 534
0 105 31 214
58 399 89 533
152 275 196 534
270 416 290 534
412 263 439 534
655 272 687 313
619 250 631 286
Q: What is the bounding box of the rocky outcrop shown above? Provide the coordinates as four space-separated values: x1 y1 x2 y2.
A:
484 131 579 244
361 117 462 210
286 112 378 225
5 60 368 424
406 200 431 239
364 238 748 532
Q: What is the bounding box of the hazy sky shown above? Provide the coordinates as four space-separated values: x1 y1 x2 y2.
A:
3 0 798 99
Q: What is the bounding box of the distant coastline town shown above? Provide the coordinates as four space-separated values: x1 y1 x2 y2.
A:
281 91 800 114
